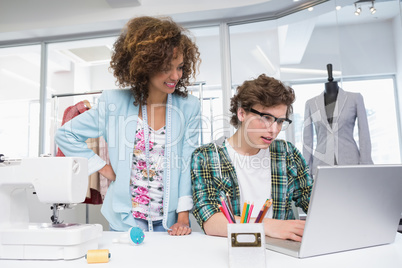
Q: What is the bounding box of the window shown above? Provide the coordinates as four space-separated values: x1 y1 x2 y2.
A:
0 45 41 158
188 26 223 144
342 78 400 164
46 37 117 155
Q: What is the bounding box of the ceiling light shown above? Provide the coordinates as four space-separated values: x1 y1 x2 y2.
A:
354 0 377 16
336 6 342 11
308 7 314 11
370 4 376 14
355 6 361 16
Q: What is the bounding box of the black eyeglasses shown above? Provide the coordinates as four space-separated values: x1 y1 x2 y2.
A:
249 108 292 130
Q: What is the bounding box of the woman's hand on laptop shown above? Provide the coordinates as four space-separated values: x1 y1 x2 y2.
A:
264 219 305 242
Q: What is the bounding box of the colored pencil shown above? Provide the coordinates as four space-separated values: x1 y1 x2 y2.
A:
243 202 250 223
219 193 234 222
226 193 235 217
240 201 248 223
255 199 270 223
218 205 232 223
254 205 265 223
220 196 235 223
224 200 236 223
246 202 254 223
218 204 226 220
259 199 273 223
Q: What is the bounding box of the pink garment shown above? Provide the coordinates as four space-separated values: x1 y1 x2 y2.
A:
56 101 89 157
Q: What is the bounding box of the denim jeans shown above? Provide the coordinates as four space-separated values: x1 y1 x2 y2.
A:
135 219 165 232
109 219 165 232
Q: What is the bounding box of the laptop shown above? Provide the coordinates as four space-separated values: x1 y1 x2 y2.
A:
265 164 402 258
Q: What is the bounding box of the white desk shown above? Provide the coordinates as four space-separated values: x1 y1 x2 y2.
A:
1 232 402 267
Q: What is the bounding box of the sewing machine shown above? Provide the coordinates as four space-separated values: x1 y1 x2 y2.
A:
0 156 103 260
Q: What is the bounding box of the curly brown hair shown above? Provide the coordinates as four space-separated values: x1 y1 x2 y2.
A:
229 74 295 128
109 16 201 105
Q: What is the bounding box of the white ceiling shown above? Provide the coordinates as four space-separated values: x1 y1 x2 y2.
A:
0 0 339 45
0 0 398 46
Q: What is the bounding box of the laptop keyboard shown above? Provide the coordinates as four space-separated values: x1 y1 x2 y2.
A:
265 236 302 252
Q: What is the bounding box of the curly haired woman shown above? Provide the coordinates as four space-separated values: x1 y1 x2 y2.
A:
56 16 201 235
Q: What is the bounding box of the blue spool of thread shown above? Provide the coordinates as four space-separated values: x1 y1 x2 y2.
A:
128 227 145 245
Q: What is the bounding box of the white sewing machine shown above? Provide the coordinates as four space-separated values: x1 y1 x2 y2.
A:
0 156 103 260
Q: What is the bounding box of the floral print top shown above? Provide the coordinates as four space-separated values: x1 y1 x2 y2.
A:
130 118 166 221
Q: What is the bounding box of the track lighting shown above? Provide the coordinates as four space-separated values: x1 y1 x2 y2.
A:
354 5 361 16
354 0 376 16
370 4 376 14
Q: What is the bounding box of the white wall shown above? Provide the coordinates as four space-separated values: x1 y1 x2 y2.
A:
281 20 397 81
192 27 222 86
89 27 224 91
393 10 402 153
90 64 118 91
230 28 281 85
338 20 396 77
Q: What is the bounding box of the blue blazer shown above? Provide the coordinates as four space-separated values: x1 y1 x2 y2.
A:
55 89 201 231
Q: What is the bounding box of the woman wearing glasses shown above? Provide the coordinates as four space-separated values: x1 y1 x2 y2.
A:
190 74 313 242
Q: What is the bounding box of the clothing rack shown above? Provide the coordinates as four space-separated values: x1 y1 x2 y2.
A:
51 83 217 153
51 91 104 98
51 83 214 150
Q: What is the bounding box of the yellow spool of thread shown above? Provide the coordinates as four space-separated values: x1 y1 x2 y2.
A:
85 249 111 264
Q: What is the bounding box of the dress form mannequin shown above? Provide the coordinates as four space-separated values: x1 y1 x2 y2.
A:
302 63 373 177
324 64 338 127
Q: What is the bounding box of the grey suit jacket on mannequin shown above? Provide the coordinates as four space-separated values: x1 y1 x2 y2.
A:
303 87 373 177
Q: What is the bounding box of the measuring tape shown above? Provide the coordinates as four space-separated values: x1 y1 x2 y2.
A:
141 94 172 232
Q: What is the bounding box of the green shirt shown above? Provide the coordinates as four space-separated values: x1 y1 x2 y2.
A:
191 139 313 230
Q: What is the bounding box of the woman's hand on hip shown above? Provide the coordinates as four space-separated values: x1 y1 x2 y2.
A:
99 164 116 181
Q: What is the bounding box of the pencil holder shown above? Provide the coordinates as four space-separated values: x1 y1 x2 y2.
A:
227 223 266 268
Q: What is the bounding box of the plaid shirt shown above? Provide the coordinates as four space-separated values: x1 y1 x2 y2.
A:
191 139 313 230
